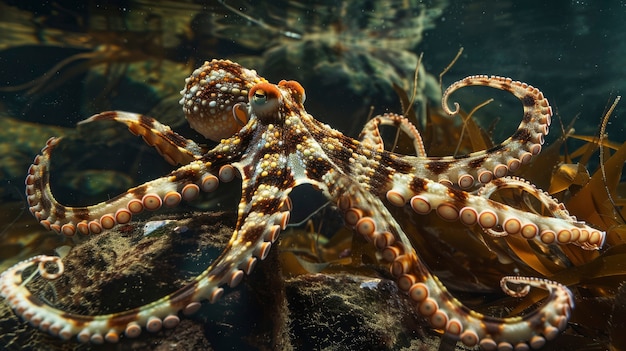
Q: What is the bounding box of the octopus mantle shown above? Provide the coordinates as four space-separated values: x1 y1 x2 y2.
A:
0 59 605 350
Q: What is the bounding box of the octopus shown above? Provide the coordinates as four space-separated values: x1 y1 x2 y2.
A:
0 59 605 350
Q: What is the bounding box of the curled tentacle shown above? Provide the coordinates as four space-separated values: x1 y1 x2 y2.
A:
359 113 427 156
442 75 552 149
406 75 553 189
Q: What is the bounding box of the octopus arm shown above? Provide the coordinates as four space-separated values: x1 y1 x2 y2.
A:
402 256 574 350
25 136 221 236
335 181 576 350
410 75 553 189
0 254 203 343
1 170 292 344
78 111 205 165
384 172 605 249
358 112 427 157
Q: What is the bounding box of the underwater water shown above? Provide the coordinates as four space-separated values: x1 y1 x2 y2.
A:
0 1 624 350
421 0 625 136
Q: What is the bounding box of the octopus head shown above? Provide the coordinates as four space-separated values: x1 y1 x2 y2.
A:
179 59 263 142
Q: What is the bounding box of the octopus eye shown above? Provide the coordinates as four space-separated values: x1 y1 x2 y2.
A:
253 89 267 105
249 83 281 121
278 80 306 104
